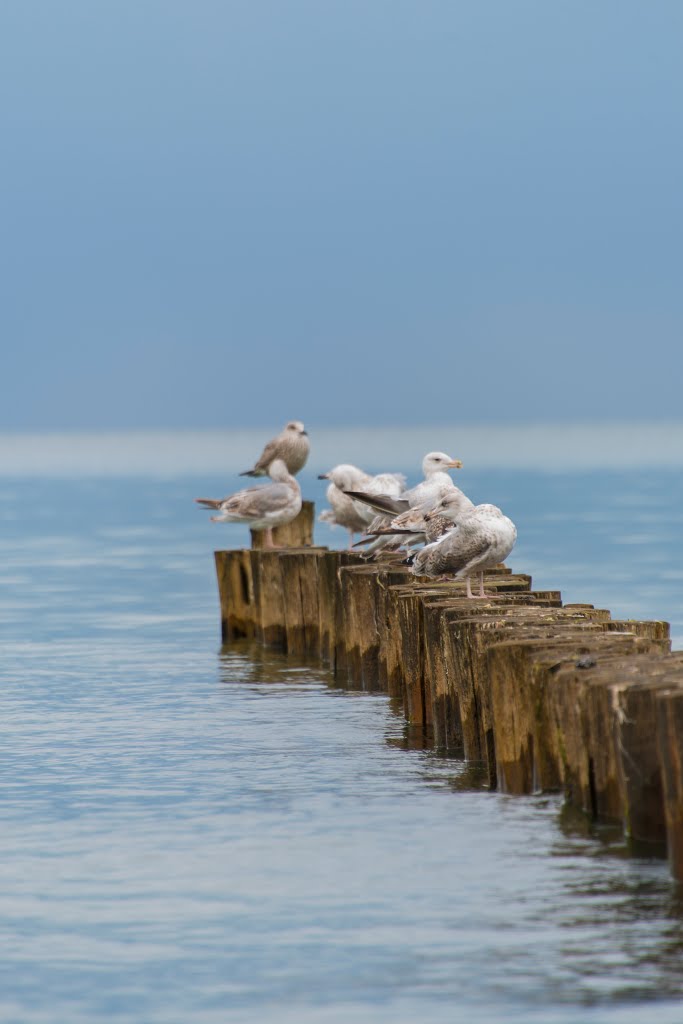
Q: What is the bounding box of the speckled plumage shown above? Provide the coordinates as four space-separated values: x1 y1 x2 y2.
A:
412 503 517 597
240 421 309 477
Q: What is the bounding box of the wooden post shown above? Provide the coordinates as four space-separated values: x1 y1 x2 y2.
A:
249 549 287 649
214 549 255 642
250 500 315 549
602 653 683 843
656 681 683 880
375 566 414 693
278 549 327 657
489 633 670 802
313 551 366 674
338 565 385 690
450 607 606 781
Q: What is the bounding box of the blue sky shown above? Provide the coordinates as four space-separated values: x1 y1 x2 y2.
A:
2 1 682 430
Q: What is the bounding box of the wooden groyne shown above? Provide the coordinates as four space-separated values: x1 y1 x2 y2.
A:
213 510 683 881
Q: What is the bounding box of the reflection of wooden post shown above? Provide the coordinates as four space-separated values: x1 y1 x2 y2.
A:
250 501 314 549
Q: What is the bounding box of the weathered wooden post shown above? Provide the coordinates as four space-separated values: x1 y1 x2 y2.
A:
656 679 683 880
278 549 327 657
316 550 363 667
249 549 287 649
214 549 255 642
489 632 670 802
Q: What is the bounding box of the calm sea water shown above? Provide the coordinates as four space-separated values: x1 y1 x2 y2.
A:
2 446 683 1023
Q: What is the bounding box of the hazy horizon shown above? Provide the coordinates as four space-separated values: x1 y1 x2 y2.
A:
3 420 683 476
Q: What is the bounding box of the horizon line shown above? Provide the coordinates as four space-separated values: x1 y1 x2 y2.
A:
1 422 683 476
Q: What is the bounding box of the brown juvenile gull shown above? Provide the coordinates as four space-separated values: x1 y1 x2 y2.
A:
240 421 309 477
317 465 405 548
412 503 517 598
195 459 301 549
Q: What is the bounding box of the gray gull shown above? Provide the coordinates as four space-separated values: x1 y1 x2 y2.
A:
317 465 405 548
195 459 302 548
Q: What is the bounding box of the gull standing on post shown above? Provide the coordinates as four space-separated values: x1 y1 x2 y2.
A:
195 459 302 549
317 465 406 548
344 452 465 517
240 421 310 477
346 452 470 557
413 503 517 598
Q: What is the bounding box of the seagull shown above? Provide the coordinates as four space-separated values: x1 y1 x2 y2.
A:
347 452 470 558
412 503 517 598
317 465 406 548
195 459 302 549
317 464 370 547
344 452 464 518
240 421 310 477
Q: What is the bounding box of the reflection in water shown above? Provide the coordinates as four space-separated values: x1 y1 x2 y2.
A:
217 644 683 1018
219 639 337 688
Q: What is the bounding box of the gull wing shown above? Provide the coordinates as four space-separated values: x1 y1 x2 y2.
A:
343 491 409 516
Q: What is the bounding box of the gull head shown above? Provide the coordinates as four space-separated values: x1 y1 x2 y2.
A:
422 451 463 475
317 464 367 490
285 420 308 436
426 490 468 523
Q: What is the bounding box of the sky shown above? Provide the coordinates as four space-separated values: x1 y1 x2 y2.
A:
2 1 682 431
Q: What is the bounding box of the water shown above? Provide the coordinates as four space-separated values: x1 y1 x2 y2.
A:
2 438 683 1022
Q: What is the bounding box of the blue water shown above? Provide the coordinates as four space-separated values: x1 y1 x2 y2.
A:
2 465 683 1023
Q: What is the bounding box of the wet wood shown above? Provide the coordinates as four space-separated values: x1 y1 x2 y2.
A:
656 681 683 880
490 632 671 802
214 549 255 641
450 606 609 784
249 549 287 649
277 549 327 657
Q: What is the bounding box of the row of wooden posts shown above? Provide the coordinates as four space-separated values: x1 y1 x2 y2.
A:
214 502 683 882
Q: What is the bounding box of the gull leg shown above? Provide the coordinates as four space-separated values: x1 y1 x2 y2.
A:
466 575 474 599
348 530 355 551
478 572 494 598
263 528 277 549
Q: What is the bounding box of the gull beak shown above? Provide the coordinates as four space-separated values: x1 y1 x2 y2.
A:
446 459 463 469
301 430 308 436
317 473 329 480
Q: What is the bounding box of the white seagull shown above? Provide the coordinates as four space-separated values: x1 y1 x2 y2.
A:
347 452 470 557
317 465 406 548
345 452 464 518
